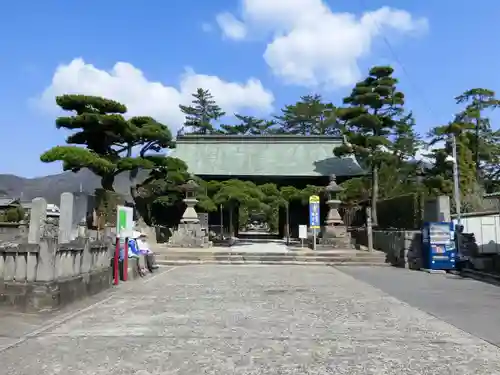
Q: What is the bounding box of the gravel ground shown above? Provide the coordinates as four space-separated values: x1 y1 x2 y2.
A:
1 265 500 374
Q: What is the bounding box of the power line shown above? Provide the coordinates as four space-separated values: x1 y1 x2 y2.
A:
357 0 441 124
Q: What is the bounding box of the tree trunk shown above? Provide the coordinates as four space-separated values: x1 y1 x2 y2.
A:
129 168 151 226
371 165 379 227
229 205 234 238
101 175 115 191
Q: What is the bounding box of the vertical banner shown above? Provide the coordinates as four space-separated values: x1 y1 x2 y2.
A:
309 195 320 229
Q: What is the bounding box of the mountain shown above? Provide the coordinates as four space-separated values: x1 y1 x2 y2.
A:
0 169 140 204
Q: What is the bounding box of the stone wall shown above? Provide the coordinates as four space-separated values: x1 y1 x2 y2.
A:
0 193 114 312
350 196 452 270
352 229 422 269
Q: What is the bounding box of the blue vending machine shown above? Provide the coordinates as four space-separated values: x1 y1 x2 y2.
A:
422 222 457 270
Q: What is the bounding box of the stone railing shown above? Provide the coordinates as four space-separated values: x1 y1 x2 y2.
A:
0 239 112 283
0 194 114 312
352 228 422 269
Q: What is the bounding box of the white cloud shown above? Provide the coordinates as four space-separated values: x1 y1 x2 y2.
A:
216 13 247 40
37 58 274 132
216 0 428 89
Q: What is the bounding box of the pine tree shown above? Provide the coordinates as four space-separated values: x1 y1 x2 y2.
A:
220 115 277 135
334 66 406 225
454 88 500 182
179 88 225 134
275 94 341 135
426 118 482 211
40 95 173 191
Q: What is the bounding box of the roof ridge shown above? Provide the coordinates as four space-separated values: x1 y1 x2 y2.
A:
176 135 343 144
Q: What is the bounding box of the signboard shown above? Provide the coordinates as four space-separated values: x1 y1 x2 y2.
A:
298 225 308 239
116 205 134 238
309 195 320 229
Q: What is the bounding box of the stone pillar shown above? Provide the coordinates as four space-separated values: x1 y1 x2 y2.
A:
28 197 47 244
31 197 59 282
424 195 451 223
80 237 92 274
59 192 74 244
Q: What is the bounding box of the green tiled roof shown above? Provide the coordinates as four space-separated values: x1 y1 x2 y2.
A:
170 135 365 177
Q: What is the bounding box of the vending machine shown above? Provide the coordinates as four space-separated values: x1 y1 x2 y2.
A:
422 222 457 270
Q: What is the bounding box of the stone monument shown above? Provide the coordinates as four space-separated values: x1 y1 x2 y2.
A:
168 179 211 248
318 174 354 249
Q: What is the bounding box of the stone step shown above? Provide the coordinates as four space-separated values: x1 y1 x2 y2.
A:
155 253 385 261
155 250 384 258
155 250 387 266
156 257 387 265
156 259 389 266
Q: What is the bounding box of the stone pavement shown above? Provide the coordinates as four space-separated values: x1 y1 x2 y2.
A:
2 265 500 374
339 265 500 346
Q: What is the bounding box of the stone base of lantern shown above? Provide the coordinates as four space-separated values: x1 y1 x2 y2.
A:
317 225 354 249
168 222 212 248
167 197 211 248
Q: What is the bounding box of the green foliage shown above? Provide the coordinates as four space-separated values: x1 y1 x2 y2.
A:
135 157 219 225
454 88 500 183
335 66 409 224
275 94 341 135
424 88 500 204
376 194 423 229
213 180 264 209
179 88 225 135
220 115 277 135
2 206 25 223
41 95 174 192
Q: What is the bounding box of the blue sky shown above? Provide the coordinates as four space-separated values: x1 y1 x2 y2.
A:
1 0 499 177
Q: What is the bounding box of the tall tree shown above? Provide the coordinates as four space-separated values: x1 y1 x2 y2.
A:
334 66 406 225
426 119 478 210
275 94 341 135
392 112 421 162
41 95 172 191
454 88 500 181
40 95 176 223
179 88 225 134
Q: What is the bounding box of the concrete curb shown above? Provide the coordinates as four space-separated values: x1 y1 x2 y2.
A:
460 268 500 286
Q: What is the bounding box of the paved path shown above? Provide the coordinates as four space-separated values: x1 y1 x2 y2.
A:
2 265 500 374
339 265 500 346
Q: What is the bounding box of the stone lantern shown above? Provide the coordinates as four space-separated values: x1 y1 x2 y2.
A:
179 179 200 224
167 179 211 248
320 174 353 249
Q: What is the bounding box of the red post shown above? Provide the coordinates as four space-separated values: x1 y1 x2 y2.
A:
123 238 129 281
113 237 120 285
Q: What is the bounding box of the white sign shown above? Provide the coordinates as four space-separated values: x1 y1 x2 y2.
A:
298 225 308 239
116 205 134 238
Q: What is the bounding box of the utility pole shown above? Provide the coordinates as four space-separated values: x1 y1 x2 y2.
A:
451 134 463 258
451 134 461 225
366 205 373 252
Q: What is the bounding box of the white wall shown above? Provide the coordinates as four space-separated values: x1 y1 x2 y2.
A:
454 213 500 254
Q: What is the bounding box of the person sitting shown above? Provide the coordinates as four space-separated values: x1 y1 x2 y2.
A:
135 233 159 272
